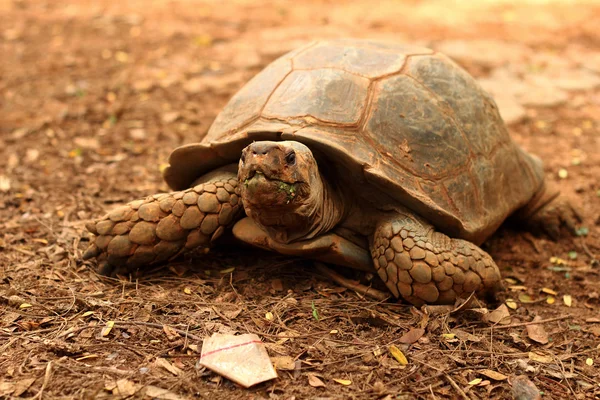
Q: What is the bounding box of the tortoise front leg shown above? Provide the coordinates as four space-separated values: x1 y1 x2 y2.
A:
371 213 502 306
82 165 244 276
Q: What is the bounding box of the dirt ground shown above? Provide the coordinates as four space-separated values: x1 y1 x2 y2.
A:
1 0 600 399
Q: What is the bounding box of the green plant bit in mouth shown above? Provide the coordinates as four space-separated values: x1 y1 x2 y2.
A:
277 181 296 204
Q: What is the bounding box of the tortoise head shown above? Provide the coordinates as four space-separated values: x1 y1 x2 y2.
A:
238 140 324 243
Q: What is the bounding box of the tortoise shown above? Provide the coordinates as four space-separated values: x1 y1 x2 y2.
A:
83 39 579 306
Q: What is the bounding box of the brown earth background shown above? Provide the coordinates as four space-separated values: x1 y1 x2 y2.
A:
1 0 600 399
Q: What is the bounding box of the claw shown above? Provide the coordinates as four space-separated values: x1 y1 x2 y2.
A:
82 244 101 260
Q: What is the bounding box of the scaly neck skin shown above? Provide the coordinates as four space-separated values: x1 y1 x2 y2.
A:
248 175 347 244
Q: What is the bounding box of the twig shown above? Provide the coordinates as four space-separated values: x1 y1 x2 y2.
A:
315 263 390 301
444 374 469 400
112 321 203 342
479 315 571 330
581 237 598 266
24 361 52 400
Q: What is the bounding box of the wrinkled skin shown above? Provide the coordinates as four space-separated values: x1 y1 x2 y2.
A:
238 141 345 244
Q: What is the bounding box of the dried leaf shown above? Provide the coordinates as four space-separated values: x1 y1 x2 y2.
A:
546 296 555 304
526 316 549 344
112 379 140 397
541 288 558 295
12 378 36 397
399 328 425 344
155 357 184 376
163 325 180 341
528 352 553 364
333 378 352 386
271 279 283 291
480 369 508 381
220 267 235 274
389 345 408 365
511 375 542 400
586 358 594 366
518 293 534 303
506 299 518 309
19 303 33 309
469 378 482 385
484 304 511 325
563 295 572 307
183 287 192 295
143 385 184 400
272 356 295 370
265 312 274 321
442 333 456 339
308 374 326 388
101 321 115 337
82 311 94 317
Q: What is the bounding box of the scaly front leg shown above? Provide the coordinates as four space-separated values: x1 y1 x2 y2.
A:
83 167 244 276
371 213 502 306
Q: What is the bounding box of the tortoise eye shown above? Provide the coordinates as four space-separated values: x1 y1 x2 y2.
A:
285 151 296 166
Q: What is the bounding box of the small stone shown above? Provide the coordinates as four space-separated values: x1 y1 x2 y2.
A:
412 282 439 303
218 203 234 225
216 188 230 203
173 192 184 200
410 246 426 260
85 221 98 235
438 276 454 291
230 194 239 206
185 229 209 249
456 255 467 269
131 212 140 222
96 220 116 235
473 260 486 277
424 251 439 267
400 229 408 239
159 197 177 213
182 191 199 205
416 240 426 248
180 206 203 229
388 282 400 298
112 221 132 235
171 200 186 217
378 256 387 270
129 221 157 245
138 203 162 222
107 235 135 257
156 215 187 241
200 214 219 235
203 184 217 193
409 261 431 284
394 252 412 270
108 206 134 222
390 237 404 253
224 183 234 192
215 181 224 188
425 243 434 251
198 193 220 213
463 271 482 292
453 284 464 296
385 248 395 261
403 238 415 249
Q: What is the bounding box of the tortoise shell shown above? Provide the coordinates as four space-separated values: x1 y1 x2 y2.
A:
164 39 544 244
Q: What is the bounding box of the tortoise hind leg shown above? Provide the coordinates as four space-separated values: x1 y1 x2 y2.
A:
516 182 582 240
82 165 244 276
371 213 502 306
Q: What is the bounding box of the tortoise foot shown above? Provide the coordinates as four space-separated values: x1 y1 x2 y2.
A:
518 183 582 240
82 172 243 275
371 214 502 306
